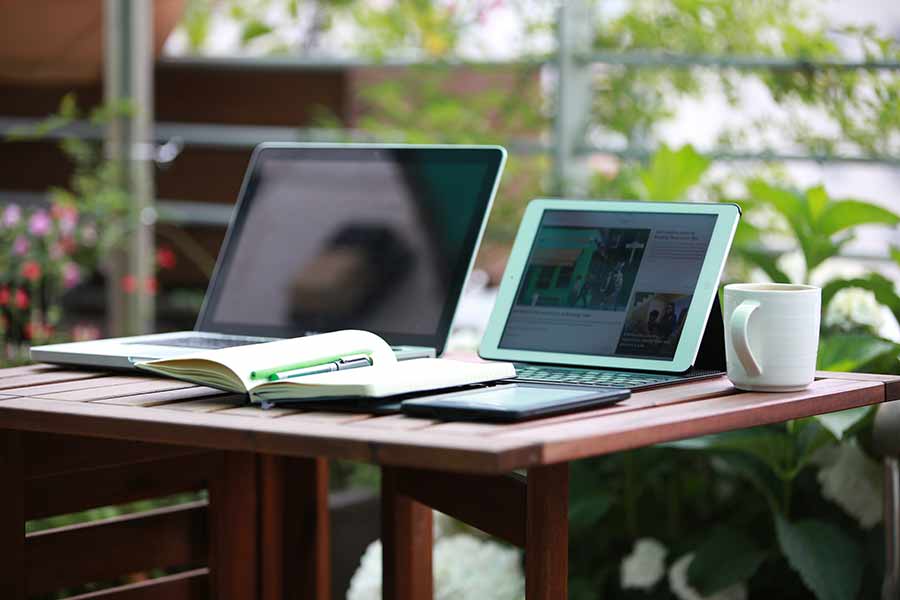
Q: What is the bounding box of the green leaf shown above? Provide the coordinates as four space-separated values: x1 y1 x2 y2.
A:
891 246 900 267
746 180 807 238
736 246 793 283
806 185 829 223
241 19 274 44
639 144 711 201
817 333 899 372
680 429 795 478
688 527 767 595
813 406 874 440
817 200 900 236
569 490 614 530
775 515 862 600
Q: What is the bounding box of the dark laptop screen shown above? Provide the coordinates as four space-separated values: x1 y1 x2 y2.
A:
498 209 717 360
197 146 503 351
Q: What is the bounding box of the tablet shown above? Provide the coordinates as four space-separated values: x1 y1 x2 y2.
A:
479 199 740 373
401 383 629 422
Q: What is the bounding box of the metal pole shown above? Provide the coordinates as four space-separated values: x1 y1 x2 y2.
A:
552 0 594 197
104 0 156 335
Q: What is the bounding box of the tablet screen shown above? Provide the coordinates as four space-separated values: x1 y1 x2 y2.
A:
498 209 717 360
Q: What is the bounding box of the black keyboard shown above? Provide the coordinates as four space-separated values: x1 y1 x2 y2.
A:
128 336 272 350
513 364 680 389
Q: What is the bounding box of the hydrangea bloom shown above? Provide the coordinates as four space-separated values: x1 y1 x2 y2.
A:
12 235 29 256
816 441 883 528
347 534 524 600
669 554 747 600
824 287 887 334
3 203 22 227
62 263 81 289
28 210 51 237
620 537 667 590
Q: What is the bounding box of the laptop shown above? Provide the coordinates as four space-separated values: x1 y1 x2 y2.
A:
478 199 741 391
32 143 507 370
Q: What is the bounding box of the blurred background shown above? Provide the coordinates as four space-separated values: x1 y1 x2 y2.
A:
2 1 900 598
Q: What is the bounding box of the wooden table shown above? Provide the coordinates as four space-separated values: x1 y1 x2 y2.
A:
1 364 898 599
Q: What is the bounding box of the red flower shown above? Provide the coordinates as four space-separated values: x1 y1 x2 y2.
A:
156 246 177 270
0 286 9 306
145 276 158 295
21 261 41 282
14 289 28 310
120 274 137 294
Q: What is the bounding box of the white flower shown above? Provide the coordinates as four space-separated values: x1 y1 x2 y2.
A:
669 554 748 600
816 440 883 528
433 535 524 599
824 287 887 333
620 537 667 590
347 539 383 600
347 534 524 600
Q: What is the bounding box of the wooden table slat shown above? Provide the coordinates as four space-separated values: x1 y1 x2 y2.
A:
275 411 375 425
35 380 199 402
1 375 159 398
0 371 112 393
152 395 247 413
346 414 437 431
217 406 303 418
93 386 228 407
0 364 60 378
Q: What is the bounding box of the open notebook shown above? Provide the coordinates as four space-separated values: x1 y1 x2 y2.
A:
135 330 515 405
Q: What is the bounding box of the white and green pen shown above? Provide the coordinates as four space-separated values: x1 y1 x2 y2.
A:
267 354 373 381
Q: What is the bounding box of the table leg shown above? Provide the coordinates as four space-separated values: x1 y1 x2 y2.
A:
381 466 433 600
208 451 259 600
260 455 330 600
526 464 569 600
0 430 25 599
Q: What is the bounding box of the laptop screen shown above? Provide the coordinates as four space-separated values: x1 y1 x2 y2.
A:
197 146 503 350
498 209 718 360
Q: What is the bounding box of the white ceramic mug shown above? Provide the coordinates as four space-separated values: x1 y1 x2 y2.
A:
723 283 821 392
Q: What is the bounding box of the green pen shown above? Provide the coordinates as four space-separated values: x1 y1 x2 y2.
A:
249 349 373 381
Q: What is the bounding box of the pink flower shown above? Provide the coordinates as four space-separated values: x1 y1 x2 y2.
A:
156 246 177 270
120 274 137 294
21 261 41 282
14 288 28 310
12 235 29 256
62 262 80 289
28 210 51 237
49 243 65 260
52 203 78 235
3 204 21 227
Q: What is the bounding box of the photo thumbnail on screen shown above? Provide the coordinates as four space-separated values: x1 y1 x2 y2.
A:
515 226 651 311
615 292 692 359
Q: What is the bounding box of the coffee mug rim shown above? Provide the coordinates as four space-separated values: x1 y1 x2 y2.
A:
724 282 820 294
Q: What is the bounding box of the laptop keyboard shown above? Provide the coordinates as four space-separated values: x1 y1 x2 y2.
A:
128 336 273 350
514 364 680 389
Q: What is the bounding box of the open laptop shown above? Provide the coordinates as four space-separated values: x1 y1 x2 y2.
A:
32 143 507 370
478 199 740 391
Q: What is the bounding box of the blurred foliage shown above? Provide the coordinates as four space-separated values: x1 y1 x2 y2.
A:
594 0 900 156
1 95 133 361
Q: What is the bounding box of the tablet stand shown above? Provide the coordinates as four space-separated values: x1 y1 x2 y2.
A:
691 295 726 371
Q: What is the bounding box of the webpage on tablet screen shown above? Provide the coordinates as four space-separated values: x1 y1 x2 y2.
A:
498 209 717 360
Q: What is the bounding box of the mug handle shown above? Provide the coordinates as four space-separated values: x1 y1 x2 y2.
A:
730 300 762 376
